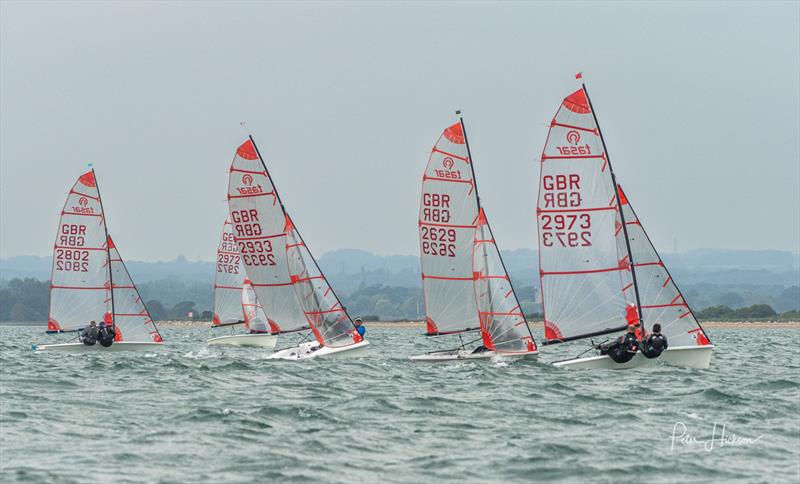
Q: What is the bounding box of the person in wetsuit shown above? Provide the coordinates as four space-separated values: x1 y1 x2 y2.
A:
81 321 98 346
353 318 366 342
596 323 640 363
641 323 668 358
97 322 115 347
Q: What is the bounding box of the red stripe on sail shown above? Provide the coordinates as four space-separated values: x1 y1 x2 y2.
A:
542 154 604 161
78 171 96 188
431 147 468 162
54 246 106 251
662 276 672 288
538 206 616 214
422 274 474 281
419 221 475 229
236 140 258 160
443 122 465 144
423 176 473 185
228 191 276 200
541 266 624 276
550 121 598 135
230 167 266 175
563 89 591 114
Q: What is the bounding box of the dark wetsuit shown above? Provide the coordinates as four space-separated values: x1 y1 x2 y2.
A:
81 326 99 346
98 326 115 347
602 332 639 363
641 333 668 359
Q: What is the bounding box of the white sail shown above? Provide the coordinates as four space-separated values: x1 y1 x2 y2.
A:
48 171 112 333
418 122 480 335
241 278 269 333
212 217 245 326
108 236 163 343
226 139 308 334
537 88 636 342
473 209 537 354
617 186 711 347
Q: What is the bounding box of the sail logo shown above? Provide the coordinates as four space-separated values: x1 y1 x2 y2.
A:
556 129 592 156
434 156 462 180
237 173 263 195
72 196 94 214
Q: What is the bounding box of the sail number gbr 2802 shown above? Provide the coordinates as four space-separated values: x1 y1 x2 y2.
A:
540 174 592 248
55 224 90 272
231 209 277 266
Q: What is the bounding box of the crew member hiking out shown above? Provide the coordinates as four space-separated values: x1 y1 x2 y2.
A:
81 321 99 346
353 318 366 342
98 322 115 347
596 323 640 364
642 323 668 359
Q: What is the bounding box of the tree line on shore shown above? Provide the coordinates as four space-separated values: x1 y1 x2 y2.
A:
1 277 798 323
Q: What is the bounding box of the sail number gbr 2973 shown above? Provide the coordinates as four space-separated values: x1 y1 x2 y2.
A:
421 193 456 257
540 174 592 248
231 209 277 266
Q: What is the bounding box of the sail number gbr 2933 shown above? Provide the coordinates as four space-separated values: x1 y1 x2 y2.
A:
540 174 592 248
421 193 456 257
231 209 276 266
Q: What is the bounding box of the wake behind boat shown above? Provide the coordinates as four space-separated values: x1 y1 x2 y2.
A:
227 137 369 360
536 79 713 370
411 115 538 363
34 170 164 353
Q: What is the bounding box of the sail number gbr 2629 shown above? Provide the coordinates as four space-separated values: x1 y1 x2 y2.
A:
421 193 456 257
231 209 276 266
540 174 592 248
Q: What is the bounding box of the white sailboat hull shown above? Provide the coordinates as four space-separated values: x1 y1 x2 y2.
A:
552 345 714 370
267 339 370 361
206 333 278 347
33 342 165 353
410 349 538 363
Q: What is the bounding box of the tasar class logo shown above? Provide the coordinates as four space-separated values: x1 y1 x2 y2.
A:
237 173 263 196
434 156 461 180
556 129 592 156
78 197 89 207
73 196 93 214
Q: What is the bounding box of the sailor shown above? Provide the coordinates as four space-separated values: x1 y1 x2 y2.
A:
98 322 115 347
353 318 366 342
641 323 668 359
596 323 640 363
81 321 98 346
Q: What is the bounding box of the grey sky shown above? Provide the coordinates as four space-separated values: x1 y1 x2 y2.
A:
1 1 798 261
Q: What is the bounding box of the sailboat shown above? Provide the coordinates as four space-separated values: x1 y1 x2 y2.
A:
537 81 714 369
207 218 277 347
227 137 369 360
410 115 538 362
34 170 164 352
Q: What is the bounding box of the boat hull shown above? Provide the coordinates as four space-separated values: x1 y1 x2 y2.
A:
33 342 165 353
267 339 370 360
206 333 278 348
552 345 714 370
410 349 538 363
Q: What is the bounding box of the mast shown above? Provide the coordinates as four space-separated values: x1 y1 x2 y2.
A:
581 83 646 333
247 135 356 331
93 168 115 330
458 113 536 344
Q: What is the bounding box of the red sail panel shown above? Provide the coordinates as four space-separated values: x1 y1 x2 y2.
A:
537 89 636 341
617 186 711 347
47 171 112 333
418 122 480 335
227 139 308 333
212 217 245 326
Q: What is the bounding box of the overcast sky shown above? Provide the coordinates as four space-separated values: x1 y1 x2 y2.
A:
1 1 798 261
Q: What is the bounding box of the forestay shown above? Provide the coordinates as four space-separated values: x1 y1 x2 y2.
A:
419 123 480 335
538 88 635 341
241 278 269 333
617 186 711 347
227 139 308 334
48 171 112 333
473 209 537 354
285 216 361 347
108 236 163 342
213 217 245 326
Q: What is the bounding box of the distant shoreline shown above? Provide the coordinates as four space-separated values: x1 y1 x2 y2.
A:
5 320 798 330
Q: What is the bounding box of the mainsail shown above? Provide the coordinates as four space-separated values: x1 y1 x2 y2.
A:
419 122 480 335
241 278 269 333
212 217 245 327
226 139 308 334
537 87 636 343
108 236 163 342
419 119 537 354
48 170 112 333
617 186 711 347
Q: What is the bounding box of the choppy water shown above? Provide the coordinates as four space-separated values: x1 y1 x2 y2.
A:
1 326 799 483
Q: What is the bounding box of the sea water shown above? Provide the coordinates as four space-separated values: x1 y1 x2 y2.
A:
1 326 798 483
